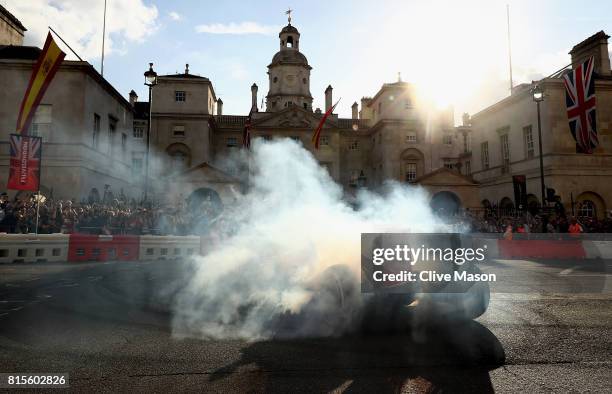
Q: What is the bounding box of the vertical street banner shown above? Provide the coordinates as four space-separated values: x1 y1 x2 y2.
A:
8 134 42 191
15 32 66 134
512 175 527 210
562 56 598 154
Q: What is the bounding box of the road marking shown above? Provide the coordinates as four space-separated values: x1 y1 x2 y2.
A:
559 266 579 275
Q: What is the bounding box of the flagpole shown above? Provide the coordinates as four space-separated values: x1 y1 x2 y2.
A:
48 26 83 61
101 0 107 76
506 4 513 92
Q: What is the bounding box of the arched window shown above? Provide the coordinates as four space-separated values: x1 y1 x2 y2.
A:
286 36 294 47
171 151 187 172
578 200 596 218
166 143 191 173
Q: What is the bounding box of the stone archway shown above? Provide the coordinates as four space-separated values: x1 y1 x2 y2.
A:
430 191 462 216
186 187 224 235
526 194 540 215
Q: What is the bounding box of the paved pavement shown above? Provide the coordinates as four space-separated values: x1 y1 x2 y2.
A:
0 259 610 393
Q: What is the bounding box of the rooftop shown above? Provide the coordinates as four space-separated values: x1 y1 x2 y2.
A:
0 4 27 31
570 30 610 53
159 71 210 81
0 45 40 60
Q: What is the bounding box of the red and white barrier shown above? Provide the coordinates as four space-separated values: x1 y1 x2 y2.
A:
139 235 200 260
0 233 70 263
1 233 611 263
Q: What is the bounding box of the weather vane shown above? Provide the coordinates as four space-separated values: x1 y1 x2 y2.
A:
286 7 293 24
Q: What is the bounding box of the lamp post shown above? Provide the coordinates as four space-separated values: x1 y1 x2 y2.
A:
143 63 157 202
532 84 546 209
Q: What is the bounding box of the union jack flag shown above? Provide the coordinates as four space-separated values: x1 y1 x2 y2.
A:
7 134 42 191
563 56 598 154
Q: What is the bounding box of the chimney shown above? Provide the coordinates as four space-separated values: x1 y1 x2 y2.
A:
360 97 373 119
325 85 333 111
129 90 138 106
351 102 358 120
251 83 258 112
185 63 190 74
569 31 611 76
217 98 223 115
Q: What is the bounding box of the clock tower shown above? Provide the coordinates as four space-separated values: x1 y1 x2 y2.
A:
266 19 313 112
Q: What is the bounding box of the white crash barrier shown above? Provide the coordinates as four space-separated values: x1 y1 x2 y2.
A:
139 235 200 260
0 233 70 263
583 240 612 259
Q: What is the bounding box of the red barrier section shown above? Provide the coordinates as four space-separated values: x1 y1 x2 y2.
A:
68 234 140 262
498 240 586 259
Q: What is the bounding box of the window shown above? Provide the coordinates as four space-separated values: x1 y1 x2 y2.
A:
463 133 471 153
262 135 272 141
290 136 300 142
108 117 117 156
226 137 238 147
132 155 143 178
465 160 471 175
444 161 455 170
349 170 360 186
121 133 127 152
171 151 187 171
378 102 382 114
303 103 308 110
578 200 596 218
481 141 489 169
443 133 452 145
405 163 417 182
30 104 52 142
319 135 329 146
406 132 417 143
133 126 144 139
500 133 510 173
523 125 534 159
404 99 413 109
172 125 185 137
348 140 359 150
93 113 101 148
175 91 186 102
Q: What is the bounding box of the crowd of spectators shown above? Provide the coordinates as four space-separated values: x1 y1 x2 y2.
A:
2 191 611 236
0 193 195 235
459 208 612 234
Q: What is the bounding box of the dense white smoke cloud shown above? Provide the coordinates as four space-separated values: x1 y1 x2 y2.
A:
172 139 445 340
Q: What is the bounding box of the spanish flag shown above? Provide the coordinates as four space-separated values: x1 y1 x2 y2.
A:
16 32 66 134
311 99 339 149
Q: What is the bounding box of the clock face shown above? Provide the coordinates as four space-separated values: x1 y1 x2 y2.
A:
285 74 296 87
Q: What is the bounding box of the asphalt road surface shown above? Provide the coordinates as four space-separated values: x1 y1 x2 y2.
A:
0 259 610 393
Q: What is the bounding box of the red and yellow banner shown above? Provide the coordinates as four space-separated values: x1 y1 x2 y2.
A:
15 32 65 134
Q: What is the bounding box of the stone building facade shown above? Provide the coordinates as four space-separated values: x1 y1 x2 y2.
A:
145 21 475 211
0 46 140 201
470 31 612 219
0 4 25 46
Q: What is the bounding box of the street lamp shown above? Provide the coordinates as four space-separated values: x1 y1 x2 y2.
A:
532 84 546 212
143 62 157 202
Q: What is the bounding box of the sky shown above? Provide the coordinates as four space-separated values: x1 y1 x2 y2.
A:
3 0 612 121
